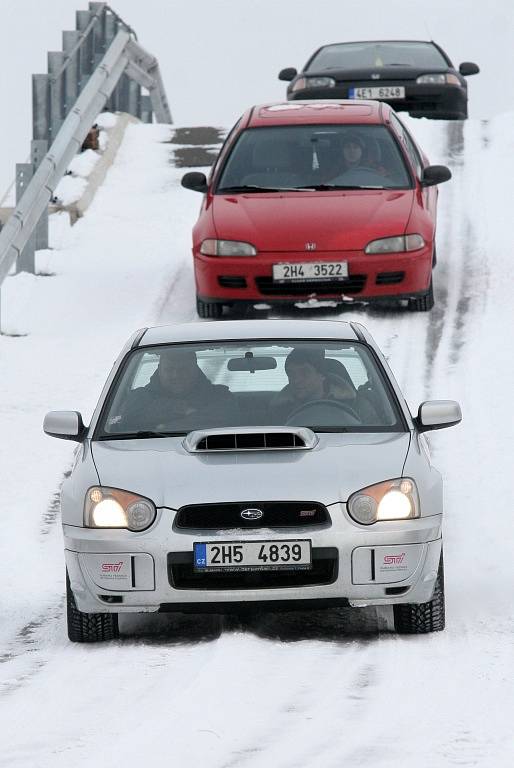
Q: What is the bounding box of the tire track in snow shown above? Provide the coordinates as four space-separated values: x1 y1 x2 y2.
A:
0 602 63 697
446 120 490 368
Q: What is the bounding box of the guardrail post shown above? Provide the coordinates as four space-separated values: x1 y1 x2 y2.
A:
63 30 81 114
140 94 153 123
104 12 119 112
76 10 94 91
90 3 107 66
31 140 49 250
127 79 141 118
116 72 130 112
32 74 50 142
16 165 36 274
48 52 66 142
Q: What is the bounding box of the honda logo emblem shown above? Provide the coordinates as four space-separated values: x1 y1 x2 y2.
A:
240 508 263 521
305 242 317 251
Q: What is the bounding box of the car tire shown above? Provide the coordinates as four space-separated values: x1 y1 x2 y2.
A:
393 556 445 634
408 279 434 312
196 297 223 319
66 570 119 643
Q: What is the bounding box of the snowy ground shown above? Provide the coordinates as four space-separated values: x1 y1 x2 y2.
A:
0 114 513 767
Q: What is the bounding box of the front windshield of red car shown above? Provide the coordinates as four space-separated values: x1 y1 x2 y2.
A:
96 341 404 438
307 42 449 71
216 125 412 192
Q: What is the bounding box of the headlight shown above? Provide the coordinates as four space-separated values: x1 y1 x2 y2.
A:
416 73 461 85
291 76 336 92
200 239 257 257
85 487 156 531
348 478 420 525
365 234 425 254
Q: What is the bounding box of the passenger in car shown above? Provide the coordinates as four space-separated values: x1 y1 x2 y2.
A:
114 348 233 432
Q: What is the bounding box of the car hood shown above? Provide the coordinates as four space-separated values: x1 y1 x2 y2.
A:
306 66 450 82
211 190 413 251
91 432 411 508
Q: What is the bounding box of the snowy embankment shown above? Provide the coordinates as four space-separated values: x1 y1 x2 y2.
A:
0 121 199 650
0 112 513 767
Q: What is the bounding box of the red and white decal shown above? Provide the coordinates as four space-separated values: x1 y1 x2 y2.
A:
383 553 405 565
101 561 124 572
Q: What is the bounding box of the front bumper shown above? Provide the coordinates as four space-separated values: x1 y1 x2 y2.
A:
64 505 443 614
194 247 433 305
288 82 468 118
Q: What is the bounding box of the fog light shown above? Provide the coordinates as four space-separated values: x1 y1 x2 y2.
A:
350 495 378 525
127 500 155 531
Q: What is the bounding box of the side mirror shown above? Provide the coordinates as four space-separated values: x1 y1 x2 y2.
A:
181 171 208 193
416 400 462 432
278 67 298 82
44 411 86 441
459 62 479 76
420 165 452 187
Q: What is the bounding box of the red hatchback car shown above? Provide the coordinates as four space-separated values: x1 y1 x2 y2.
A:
182 101 451 318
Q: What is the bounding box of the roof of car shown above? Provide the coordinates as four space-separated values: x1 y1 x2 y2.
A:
318 39 435 47
247 100 385 127
139 320 361 347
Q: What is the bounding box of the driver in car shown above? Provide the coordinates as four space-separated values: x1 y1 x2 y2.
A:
271 347 360 423
340 133 367 171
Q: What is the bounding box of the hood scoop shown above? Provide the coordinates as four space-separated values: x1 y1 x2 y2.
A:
183 427 318 453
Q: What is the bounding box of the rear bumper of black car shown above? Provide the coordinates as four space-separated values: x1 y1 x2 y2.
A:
288 83 468 119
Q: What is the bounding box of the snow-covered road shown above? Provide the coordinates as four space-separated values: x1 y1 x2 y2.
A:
0 114 512 767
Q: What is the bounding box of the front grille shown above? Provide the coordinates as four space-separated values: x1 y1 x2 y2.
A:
168 548 338 590
255 275 366 296
175 501 330 530
376 271 405 285
218 276 247 288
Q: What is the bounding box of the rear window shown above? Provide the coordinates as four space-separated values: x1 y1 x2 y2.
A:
307 41 449 72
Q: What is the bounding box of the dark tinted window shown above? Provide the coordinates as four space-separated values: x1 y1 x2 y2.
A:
307 42 449 71
217 125 411 191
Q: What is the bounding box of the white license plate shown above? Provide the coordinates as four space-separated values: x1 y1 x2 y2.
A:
349 86 405 100
272 261 348 283
193 540 312 571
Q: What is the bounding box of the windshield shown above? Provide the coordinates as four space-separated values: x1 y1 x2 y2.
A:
96 341 404 438
216 125 411 191
307 41 449 72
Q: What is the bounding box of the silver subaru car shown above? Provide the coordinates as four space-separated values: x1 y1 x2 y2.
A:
44 320 461 642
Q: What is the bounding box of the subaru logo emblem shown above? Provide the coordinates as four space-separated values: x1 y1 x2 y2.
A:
240 508 263 520
305 242 317 251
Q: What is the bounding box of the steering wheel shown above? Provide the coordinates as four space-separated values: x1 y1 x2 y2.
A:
285 399 362 426
331 166 386 184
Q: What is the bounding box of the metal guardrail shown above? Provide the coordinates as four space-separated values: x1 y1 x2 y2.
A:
0 2 172 331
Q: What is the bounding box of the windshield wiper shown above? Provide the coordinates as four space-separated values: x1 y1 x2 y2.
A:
306 184 384 191
98 430 185 440
310 426 351 432
217 185 313 194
